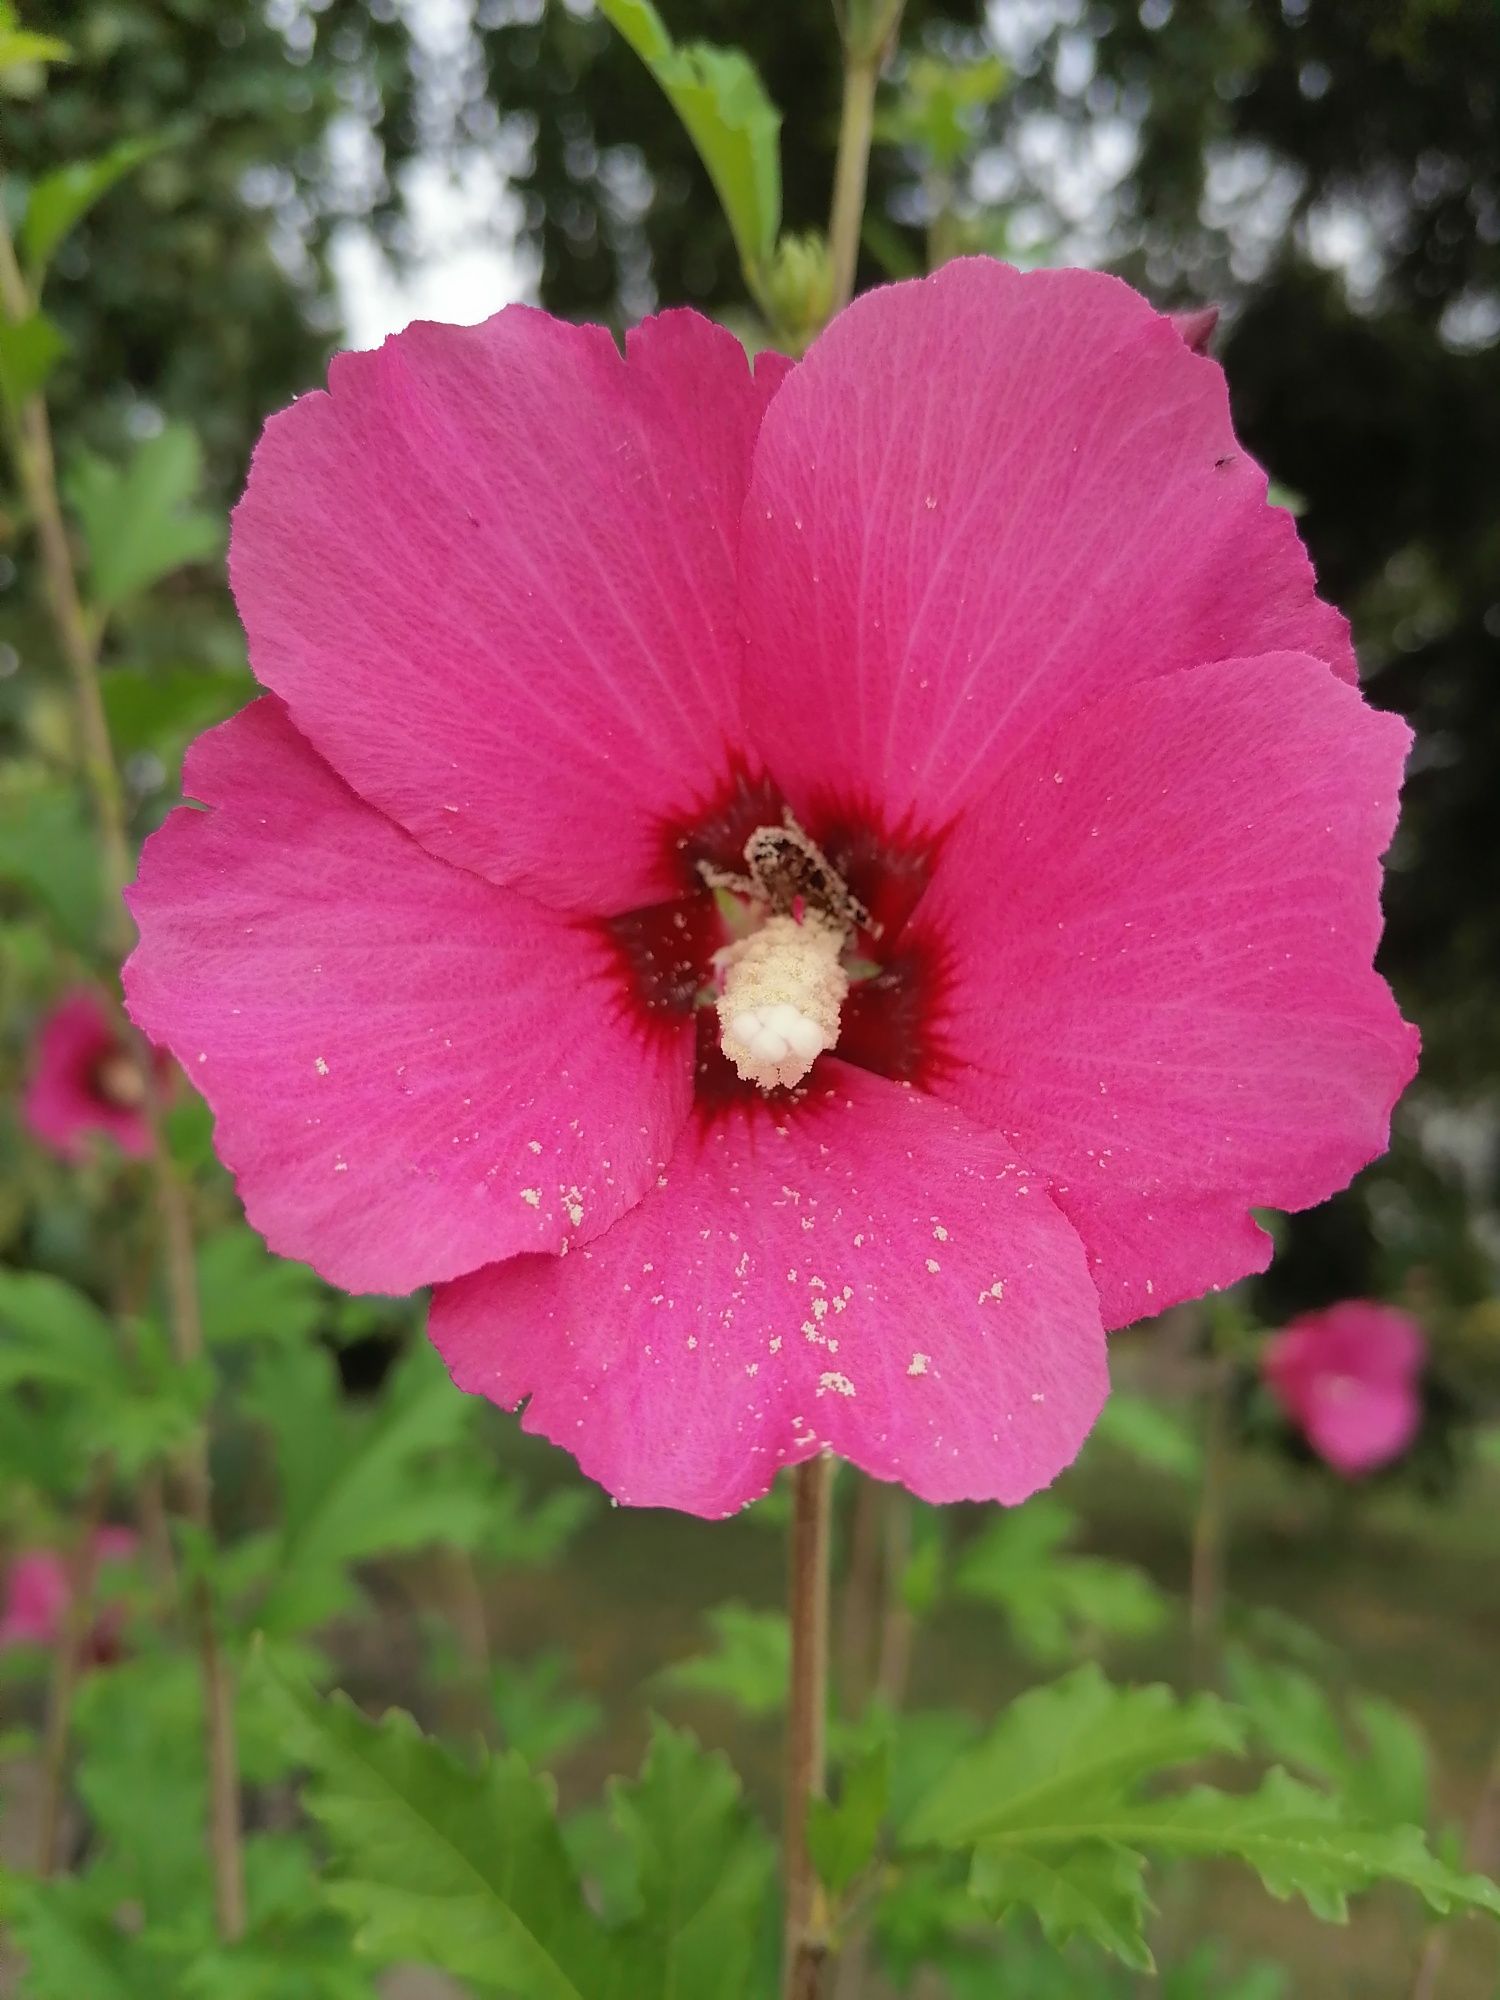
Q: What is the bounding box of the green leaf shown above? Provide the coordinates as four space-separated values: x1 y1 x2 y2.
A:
22 140 160 278
100 662 257 770
247 1342 495 1635
1225 1649 1430 1827
253 1652 612 1996
1091 1392 1204 1479
807 1739 889 1897
656 1603 790 1718
0 5 70 74
954 1497 1169 1662
65 424 223 611
904 1665 1244 1850
491 1652 602 1767
0 775 103 947
0 1874 177 1999
0 310 66 410
905 1670 1499 1970
1064 1769 1500 1925
879 54 1010 172
197 1226 327 1350
970 1843 1152 1972
0 1266 124 1397
596 0 781 282
607 1719 774 2000
72 1654 210 1912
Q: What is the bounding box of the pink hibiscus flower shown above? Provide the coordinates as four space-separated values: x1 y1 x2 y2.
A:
22 988 152 1162
0 1528 139 1661
123 259 1417 1517
1264 1300 1426 1477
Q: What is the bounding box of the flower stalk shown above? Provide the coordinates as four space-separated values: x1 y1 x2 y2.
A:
827 0 906 315
0 205 247 1941
784 1454 835 1998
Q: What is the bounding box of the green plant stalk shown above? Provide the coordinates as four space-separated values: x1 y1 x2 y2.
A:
1188 1354 1233 1690
784 1454 835 1998
826 54 881 316
0 205 247 1941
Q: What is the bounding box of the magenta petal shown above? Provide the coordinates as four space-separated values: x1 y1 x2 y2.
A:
123 701 692 1294
1265 1300 1426 1476
740 260 1353 835
909 651 1418 1326
0 1552 70 1649
230 309 787 914
1301 1376 1420 1476
428 1062 1108 1517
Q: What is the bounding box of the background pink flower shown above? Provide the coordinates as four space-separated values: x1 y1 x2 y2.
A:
125 259 1417 1517
1264 1300 1427 1477
0 1527 139 1660
22 989 152 1162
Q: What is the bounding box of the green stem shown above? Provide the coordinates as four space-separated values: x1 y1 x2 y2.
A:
827 49 881 316
0 203 247 1942
1188 1356 1233 1691
784 1455 835 2000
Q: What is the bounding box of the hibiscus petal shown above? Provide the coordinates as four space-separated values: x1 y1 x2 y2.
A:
230 309 789 914
740 259 1353 837
22 990 150 1162
1302 1376 1420 1477
123 701 692 1294
428 1063 1107 1517
907 651 1418 1326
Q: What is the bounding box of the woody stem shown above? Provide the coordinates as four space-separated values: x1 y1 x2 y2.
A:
783 1454 835 1999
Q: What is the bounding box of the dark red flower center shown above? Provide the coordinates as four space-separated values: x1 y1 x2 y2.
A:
602 767 949 1117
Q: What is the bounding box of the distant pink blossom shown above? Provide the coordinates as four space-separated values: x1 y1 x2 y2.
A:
1265 1300 1426 1476
22 989 151 1161
125 259 1416 1517
0 1528 139 1660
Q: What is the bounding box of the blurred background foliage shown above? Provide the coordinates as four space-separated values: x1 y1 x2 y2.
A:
3 1 1500 1995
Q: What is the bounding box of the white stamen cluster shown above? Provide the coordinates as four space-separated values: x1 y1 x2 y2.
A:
717 910 848 1090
